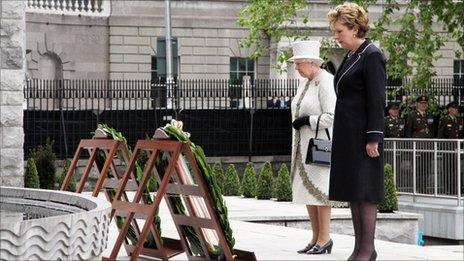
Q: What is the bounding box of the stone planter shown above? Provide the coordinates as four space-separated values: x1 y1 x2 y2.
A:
241 210 421 245
0 186 111 260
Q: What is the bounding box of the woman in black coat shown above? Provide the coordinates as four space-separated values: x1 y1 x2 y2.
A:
328 3 386 261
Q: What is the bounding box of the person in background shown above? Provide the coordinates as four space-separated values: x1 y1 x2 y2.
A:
384 103 404 138
405 95 433 138
273 96 281 108
267 96 275 108
436 101 461 195
285 96 291 108
405 95 434 193
327 3 386 260
438 101 460 138
289 40 336 255
280 96 287 109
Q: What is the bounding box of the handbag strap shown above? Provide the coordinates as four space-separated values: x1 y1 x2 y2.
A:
315 113 332 140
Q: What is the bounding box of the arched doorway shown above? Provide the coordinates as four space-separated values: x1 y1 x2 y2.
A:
38 52 63 79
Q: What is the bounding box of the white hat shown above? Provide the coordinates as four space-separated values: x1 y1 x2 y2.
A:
288 40 323 63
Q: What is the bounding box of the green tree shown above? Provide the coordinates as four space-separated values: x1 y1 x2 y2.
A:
57 159 76 191
241 162 258 198
212 161 225 192
378 164 398 213
257 162 274 199
237 0 310 71
274 163 292 201
223 164 242 196
335 0 463 93
239 0 464 94
31 138 57 189
24 158 40 188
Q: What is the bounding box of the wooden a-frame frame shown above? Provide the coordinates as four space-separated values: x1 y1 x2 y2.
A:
60 137 183 260
105 139 256 261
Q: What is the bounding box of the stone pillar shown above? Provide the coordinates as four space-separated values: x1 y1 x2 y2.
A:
1 1 26 187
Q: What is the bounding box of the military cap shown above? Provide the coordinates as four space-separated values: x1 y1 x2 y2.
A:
446 101 459 109
386 103 400 111
416 95 428 102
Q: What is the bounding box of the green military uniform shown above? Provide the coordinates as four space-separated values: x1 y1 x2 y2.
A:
385 115 404 137
405 110 433 138
437 115 460 138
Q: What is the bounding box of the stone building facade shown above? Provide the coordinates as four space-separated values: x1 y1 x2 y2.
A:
26 13 109 79
108 0 269 80
2 1 462 185
1 1 26 186
24 0 464 81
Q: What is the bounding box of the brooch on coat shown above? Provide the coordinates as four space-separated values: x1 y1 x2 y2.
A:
315 80 320 86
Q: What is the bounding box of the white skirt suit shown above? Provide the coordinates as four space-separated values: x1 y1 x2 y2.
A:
291 69 336 206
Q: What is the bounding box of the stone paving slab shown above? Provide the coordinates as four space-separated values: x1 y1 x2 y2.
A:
102 195 463 260
221 196 420 221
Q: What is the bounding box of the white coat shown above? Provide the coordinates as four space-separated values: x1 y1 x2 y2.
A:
290 69 336 206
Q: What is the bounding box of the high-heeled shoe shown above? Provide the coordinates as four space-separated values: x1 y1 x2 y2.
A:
297 243 315 254
369 250 377 261
307 239 333 254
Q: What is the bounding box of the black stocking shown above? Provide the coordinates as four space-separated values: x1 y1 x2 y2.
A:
348 202 361 261
357 202 378 260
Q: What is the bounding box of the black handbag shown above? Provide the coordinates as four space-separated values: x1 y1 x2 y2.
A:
305 114 332 166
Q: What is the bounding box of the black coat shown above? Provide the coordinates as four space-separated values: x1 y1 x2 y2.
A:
329 39 386 203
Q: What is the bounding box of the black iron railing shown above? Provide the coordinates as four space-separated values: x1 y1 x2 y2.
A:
24 78 463 158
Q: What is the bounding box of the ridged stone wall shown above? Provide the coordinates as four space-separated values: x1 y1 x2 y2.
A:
0 187 111 260
0 1 25 186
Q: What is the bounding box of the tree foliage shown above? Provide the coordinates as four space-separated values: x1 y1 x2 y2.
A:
239 0 464 93
241 162 257 198
57 159 76 191
237 0 310 61
31 138 57 189
256 162 274 199
212 161 226 193
274 163 292 201
336 0 464 89
378 164 398 213
223 164 242 196
24 158 40 189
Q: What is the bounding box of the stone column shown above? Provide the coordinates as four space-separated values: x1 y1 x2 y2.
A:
1 1 26 187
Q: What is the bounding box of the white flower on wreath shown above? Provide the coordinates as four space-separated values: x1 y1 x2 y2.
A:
168 119 191 138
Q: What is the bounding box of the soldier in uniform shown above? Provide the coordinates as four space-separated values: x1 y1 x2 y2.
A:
385 103 404 138
405 95 433 138
437 101 462 195
438 101 460 138
405 95 434 193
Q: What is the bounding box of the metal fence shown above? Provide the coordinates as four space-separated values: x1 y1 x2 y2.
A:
384 138 463 206
24 78 463 159
386 77 464 106
24 78 299 158
25 78 300 110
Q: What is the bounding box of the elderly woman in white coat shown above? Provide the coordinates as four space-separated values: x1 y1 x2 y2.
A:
289 40 337 255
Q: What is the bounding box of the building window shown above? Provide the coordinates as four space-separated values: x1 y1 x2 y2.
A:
454 59 464 78
151 38 178 83
230 57 254 84
151 56 158 82
454 59 464 86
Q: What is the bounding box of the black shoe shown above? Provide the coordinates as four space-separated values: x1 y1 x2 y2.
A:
297 243 315 254
307 239 333 254
369 250 377 261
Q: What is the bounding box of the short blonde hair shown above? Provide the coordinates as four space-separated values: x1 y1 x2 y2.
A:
327 2 369 38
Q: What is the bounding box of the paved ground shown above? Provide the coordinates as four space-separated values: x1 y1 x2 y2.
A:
102 196 464 260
